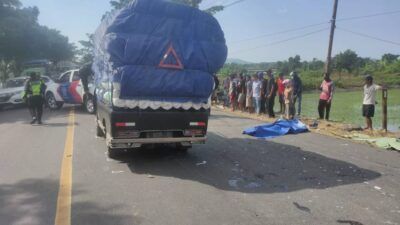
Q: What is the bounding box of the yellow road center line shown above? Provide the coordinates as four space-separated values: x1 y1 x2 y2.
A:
55 108 75 225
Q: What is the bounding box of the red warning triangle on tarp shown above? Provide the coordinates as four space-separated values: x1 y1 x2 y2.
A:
158 43 184 70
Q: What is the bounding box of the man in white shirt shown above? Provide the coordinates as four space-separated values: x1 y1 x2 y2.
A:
362 75 383 130
252 74 262 115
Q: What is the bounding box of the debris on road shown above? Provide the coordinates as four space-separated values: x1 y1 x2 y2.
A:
228 179 240 189
244 182 261 189
293 202 311 213
374 186 382 191
350 134 400 151
112 170 124 174
147 174 155 178
196 161 207 166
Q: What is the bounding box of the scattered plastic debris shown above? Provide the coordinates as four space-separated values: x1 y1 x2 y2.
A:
374 186 382 191
309 120 319 129
112 171 124 174
196 161 207 166
244 182 261 189
228 179 239 188
293 202 311 213
350 134 400 151
147 174 155 178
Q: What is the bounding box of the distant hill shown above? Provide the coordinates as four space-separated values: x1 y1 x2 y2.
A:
225 58 253 64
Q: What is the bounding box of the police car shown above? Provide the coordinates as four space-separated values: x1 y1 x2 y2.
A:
45 69 95 113
0 76 54 110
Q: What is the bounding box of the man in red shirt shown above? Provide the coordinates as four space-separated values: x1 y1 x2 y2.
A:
277 73 285 114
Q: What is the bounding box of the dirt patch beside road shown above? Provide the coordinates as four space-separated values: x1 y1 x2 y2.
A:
212 105 400 150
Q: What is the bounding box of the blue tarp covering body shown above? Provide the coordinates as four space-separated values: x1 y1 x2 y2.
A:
93 0 227 105
243 120 309 139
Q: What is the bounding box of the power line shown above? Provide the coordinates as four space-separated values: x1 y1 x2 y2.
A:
230 21 330 44
230 9 400 45
224 0 247 9
203 0 231 9
230 27 329 54
337 27 400 46
202 0 221 9
337 9 400 22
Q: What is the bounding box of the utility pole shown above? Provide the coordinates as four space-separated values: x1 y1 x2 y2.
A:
325 0 339 74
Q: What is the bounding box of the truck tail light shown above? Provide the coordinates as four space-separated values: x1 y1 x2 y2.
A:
189 122 206 127
115 122 136 127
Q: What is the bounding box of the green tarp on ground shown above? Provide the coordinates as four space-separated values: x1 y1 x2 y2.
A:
350 134 400 151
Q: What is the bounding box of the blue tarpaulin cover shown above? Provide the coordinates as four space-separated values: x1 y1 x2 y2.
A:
243 119 309 139
92 0 227 109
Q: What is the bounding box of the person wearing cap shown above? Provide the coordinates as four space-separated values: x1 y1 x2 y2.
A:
362 75 383 130
318 72 334 120
290 71 303 116
24 72 47 124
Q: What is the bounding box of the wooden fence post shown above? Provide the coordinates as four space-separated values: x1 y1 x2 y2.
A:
382 89 388 132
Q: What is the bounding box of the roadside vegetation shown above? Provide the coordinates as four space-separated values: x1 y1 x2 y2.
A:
0 0 75 82
220 50 400 90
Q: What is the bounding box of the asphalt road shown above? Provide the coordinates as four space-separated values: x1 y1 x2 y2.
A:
0 106 399 225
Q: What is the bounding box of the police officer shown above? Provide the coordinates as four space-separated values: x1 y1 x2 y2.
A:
24 72 47 124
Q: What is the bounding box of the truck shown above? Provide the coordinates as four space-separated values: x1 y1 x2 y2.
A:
93 0 227 156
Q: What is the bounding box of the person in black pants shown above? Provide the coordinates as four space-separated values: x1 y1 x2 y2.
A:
266 70 277 118
318 73 334 120
24 72 47 124
259 72 267 114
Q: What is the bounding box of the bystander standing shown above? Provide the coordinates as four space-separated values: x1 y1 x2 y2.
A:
277 72 285 114
252 74 262 115
362 75 384 130
318 73 334 120
291 71 303 116
266 70 277 118
245 75 253 113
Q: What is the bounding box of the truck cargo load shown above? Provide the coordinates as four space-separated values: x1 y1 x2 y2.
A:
93 0 227 110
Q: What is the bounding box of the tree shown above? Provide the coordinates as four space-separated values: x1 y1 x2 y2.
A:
288 55 301 71
108 0 224 15
381 53 399 65
0 0 75 68
333 49 358 73
77 34 94 64
110 0 131 10
0 60 16 84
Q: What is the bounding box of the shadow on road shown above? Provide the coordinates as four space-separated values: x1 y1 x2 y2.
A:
0 178 138 225
0 105 89 126
112 132 381 194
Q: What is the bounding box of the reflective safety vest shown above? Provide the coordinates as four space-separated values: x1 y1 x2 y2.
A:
30 80 43 96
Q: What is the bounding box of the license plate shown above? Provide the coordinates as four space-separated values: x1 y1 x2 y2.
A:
146 132 172 138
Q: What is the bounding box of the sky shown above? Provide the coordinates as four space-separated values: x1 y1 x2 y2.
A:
20 0 400 63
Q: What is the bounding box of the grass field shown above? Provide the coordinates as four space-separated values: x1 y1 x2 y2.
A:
299 89 400 131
